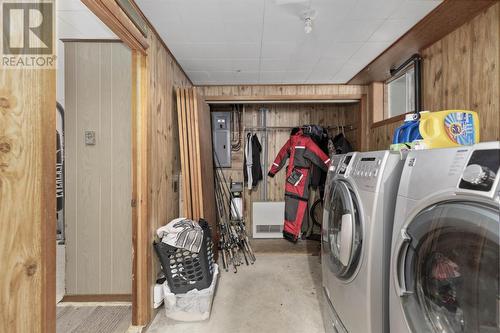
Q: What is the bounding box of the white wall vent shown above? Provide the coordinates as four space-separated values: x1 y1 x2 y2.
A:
252 201 285 238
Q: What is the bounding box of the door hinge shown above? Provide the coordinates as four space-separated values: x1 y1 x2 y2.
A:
131 199 137 207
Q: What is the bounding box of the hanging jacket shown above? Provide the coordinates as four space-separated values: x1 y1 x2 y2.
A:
244 133 253 189
332 133 353 154
268 130 330 241
302 125 329 188
244 133 263 189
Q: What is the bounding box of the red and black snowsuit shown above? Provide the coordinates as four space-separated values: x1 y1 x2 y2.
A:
268 130 330 242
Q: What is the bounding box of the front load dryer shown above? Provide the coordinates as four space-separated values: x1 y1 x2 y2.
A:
390 142 500 333
321 150 405 333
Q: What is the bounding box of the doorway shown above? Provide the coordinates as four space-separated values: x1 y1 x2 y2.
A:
55 2 133 331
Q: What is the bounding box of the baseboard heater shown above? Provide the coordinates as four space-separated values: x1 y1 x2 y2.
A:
252 201 285 238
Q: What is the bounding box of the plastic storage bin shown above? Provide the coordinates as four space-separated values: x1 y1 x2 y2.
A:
163 264 219 322
154 219 215 294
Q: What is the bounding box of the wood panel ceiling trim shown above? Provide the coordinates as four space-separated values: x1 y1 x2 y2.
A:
82 0 149 53
348 0 498 84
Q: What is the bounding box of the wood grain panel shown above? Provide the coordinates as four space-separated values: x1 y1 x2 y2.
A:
368 3 500 148
65 42 132 295
146 32 192 324
176 88 218 247
0 16 56 333
349 0 498 84
215 102 361 236
422 41 444 111
200 84 367 102
442 22 471 109
470 3 500 141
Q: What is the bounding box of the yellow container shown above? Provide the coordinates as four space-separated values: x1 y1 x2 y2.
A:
418 110 480 149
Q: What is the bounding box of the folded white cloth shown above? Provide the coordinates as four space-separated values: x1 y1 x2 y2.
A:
157 218 203 253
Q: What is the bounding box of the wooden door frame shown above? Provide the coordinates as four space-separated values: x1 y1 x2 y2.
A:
70 0 151 326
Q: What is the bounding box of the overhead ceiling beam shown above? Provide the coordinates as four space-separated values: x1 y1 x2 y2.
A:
348 0 498 84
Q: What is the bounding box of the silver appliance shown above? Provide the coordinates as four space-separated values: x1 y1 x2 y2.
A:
390 142 500 333
321 150 405 333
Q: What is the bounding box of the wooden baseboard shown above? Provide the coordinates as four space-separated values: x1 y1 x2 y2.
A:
61 294 132 302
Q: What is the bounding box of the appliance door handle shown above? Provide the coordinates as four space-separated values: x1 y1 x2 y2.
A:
395 229 412 297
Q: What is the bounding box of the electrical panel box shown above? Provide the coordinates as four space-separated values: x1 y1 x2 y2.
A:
212 112 231 167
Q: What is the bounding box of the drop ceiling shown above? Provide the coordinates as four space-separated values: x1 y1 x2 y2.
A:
136 0 442 85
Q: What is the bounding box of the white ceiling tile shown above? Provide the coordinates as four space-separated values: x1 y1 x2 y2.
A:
180 58 259 72
187 71 210 83
324 42 363 59
136 0 442 84
350 42 388 65
56 0 85 11
58 10 115 39
333 19 385 42
169 43 260 59
283 71 309 83
350 0 401 20
369 19 415 42
331 61 363 83
261 42 298 58
390 0 442 20
57 16 84 39
261 58 291 72
259 71 286 83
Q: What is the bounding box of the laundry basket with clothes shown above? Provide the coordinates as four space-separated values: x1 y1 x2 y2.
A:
154 218 215 294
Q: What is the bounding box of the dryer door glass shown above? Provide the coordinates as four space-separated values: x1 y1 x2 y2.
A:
399 201 499 333
324 181 362 280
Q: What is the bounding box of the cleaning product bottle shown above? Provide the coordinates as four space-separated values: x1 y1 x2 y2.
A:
392 113 422 145
418 110 480 149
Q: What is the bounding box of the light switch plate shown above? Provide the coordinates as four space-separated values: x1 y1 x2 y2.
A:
85 130 96 145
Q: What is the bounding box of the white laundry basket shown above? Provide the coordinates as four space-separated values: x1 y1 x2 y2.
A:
163 264 219 321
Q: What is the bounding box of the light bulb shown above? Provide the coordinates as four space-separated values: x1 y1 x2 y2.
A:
304 17 312 34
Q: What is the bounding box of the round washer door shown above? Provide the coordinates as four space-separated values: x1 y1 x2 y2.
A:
322 180 362 280
396 201 500 333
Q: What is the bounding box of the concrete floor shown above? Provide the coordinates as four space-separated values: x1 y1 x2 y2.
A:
147 253 325 333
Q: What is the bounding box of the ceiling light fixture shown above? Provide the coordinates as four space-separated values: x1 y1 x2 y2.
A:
304 17 313 34
302 9 316 35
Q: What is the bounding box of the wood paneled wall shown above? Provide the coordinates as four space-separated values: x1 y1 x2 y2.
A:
200 84 367 101
0 14 56 333
422 2 499 142
64 42 132 295
146 32 192 320
212 103 360 236
369 3 500 149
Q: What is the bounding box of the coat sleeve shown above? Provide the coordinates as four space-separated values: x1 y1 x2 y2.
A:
303 138 330 172
268 138 291 177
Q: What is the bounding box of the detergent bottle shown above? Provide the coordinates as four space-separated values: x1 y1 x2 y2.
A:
392 113 422 145
417 110 480 149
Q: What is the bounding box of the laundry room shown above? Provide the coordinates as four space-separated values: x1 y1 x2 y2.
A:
0 1 499 333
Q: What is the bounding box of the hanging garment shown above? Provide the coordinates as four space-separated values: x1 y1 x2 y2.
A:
244 133 263 189
268 130 330 242
332 132 353 154
244 133 253 189
302 125 329 189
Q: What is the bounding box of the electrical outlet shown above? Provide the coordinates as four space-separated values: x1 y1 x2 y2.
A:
85 130 96 145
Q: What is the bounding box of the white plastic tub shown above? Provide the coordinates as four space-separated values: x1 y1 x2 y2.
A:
163 264 219 322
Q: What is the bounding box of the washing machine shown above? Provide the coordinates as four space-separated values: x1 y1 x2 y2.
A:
321 150 405 333
390 142 500 333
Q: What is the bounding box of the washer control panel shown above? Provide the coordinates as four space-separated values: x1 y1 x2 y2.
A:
351 152 387 190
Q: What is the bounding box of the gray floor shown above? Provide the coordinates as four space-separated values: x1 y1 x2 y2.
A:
147 253 325 333
57 305 131 333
